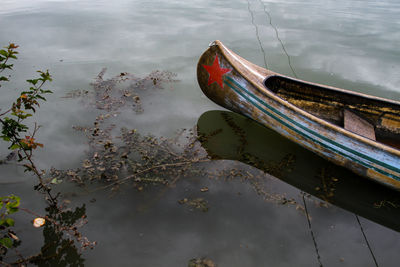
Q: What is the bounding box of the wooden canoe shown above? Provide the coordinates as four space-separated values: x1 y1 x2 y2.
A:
197 40 400 190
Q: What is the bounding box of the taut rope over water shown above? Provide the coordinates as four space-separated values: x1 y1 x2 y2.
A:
246 1 323 265
246 1 379 266
302 193 324 267
246 0 269 69
257 0 298 78
355 215 379 267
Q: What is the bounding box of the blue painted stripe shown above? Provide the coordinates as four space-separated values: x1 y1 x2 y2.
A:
223 76 400 181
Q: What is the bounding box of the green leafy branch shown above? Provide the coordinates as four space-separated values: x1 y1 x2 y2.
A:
0 195 20 255
0 44 95 265
0 44 52 185
0 44 56 263
0 43 18 84
1 69 52 153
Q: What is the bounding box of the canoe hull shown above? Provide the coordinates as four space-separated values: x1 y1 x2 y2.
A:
197 41 400 190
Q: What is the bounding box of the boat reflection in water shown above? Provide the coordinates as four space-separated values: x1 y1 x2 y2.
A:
197 110 400 232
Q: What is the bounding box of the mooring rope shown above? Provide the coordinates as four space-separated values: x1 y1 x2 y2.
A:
246 0 269 69
246 1 322 265
246 2 378 267
302 193 324 267
257 0 298 78
355 215 379 267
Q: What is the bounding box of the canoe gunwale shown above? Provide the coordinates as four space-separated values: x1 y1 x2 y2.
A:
213 40 400 158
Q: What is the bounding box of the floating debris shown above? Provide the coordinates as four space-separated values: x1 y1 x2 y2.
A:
63 68 178 113
8 232 19 241
188 258 216 267
374 200 400 209
51 69 216 196
53 69 302 214
178 198 209 212
315 167 340 203
33 218 45 228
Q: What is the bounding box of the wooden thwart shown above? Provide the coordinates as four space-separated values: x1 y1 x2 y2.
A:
344 109 376 140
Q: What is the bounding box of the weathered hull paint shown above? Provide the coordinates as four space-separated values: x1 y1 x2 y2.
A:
197 40 400 190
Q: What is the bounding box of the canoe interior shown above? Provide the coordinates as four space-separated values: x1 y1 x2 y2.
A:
264 76 400 150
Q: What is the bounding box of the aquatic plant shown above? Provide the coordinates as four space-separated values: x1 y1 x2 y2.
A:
188 257 216 267
55 69 212 195
57 68 300 212
0 44 94 266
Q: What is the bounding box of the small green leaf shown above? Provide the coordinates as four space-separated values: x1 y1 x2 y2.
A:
5 195 20 214
36 95 46 101
0 63 13 70
10 144 20 150
7 207 18 214
51 178 63 184
26 79 38 85
0 50 8 57
0 237 13 248
5 218 14 227
22 113 32 119
1 136 11 141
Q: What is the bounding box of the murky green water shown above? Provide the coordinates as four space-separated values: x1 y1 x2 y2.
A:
0 0 399 266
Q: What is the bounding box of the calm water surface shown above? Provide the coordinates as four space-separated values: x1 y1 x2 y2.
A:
0 0 399 266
